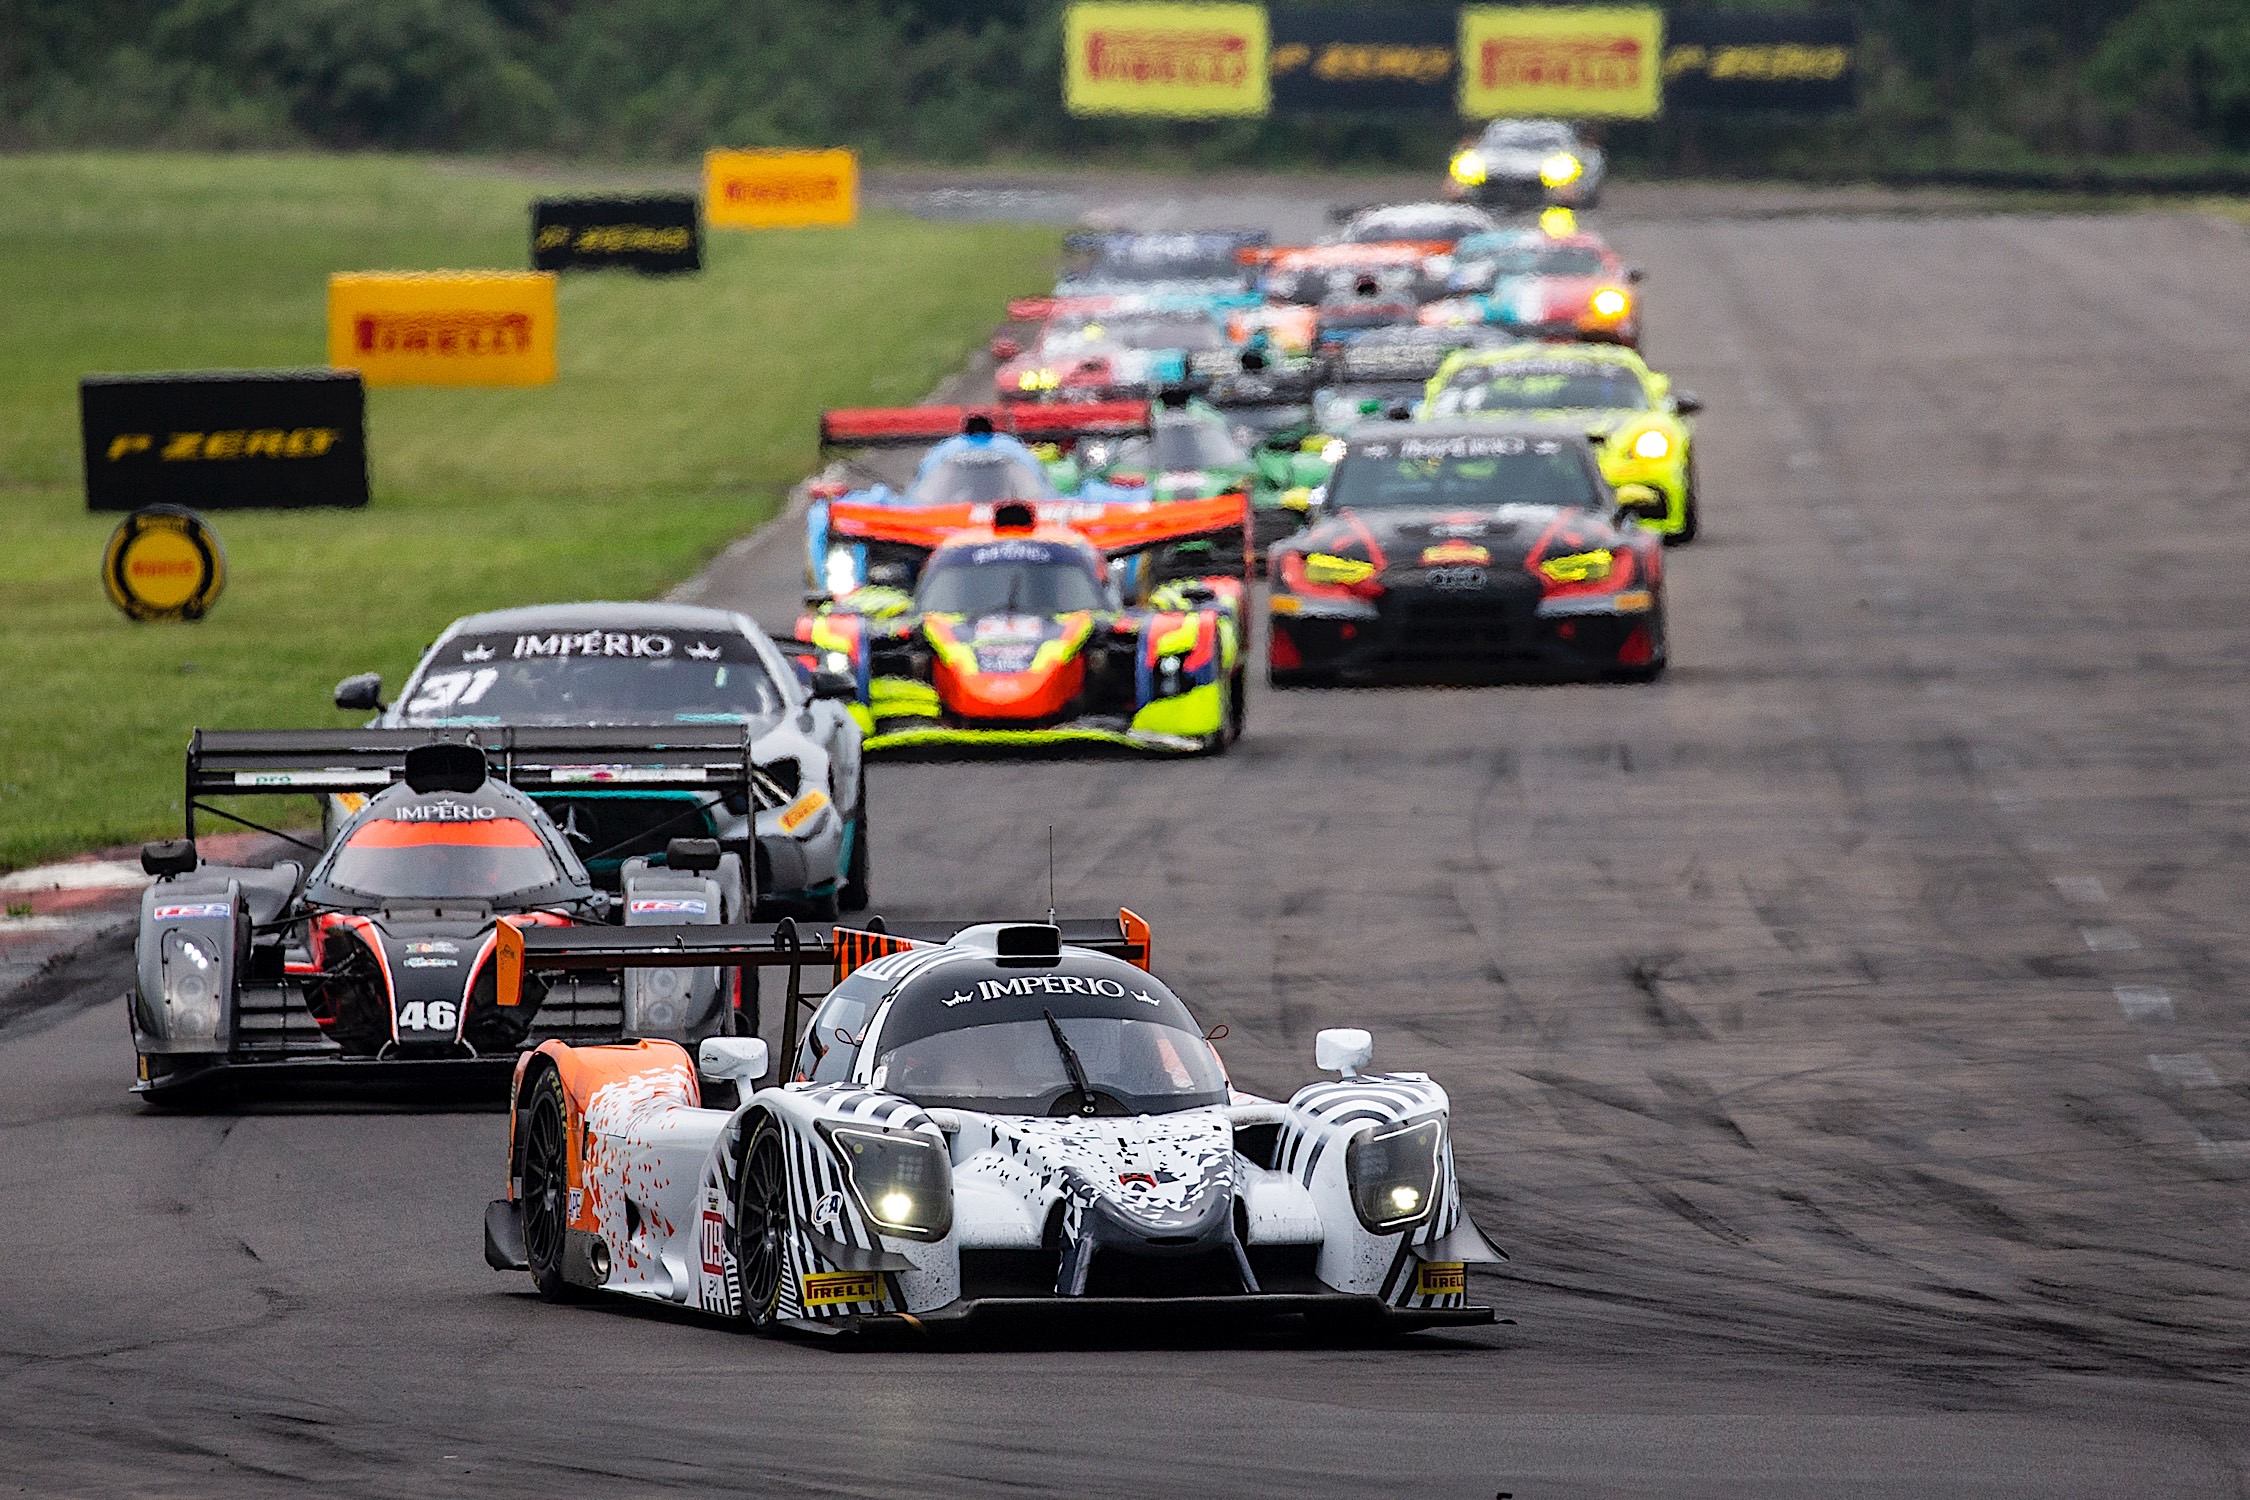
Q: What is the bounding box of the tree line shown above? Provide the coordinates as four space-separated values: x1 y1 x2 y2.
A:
3 0 2244 170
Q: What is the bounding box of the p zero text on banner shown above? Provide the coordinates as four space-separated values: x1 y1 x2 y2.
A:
1459 6 1665 120
328 272 558 387
81 369 368 511
1063 2 1270 118
704 149 859 229
1664 11 1857 114
1268 6 1455 114
532 195 702 273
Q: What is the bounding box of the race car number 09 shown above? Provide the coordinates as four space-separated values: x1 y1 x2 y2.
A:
397 1000 458 1031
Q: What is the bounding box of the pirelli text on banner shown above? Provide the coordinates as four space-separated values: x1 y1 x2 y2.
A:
532 194 702 273
1664 11 1857 114
1268 5 1455 115
81 369 368 511
1064 2 1270 118
705 149 859 229
1459 5 1665 121
328 272 558 388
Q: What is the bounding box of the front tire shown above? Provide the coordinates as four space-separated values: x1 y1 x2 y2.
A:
520 1069 583 1302
730 1116 792 1330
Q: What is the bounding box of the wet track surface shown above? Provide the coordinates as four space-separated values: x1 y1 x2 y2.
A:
6 187 2250 1496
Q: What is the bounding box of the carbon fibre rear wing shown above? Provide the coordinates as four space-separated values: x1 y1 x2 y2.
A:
818 401 1149 449
496 908 1153 1067
183 726 756 840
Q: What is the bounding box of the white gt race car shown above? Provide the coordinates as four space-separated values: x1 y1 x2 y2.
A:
482 913 1503 1334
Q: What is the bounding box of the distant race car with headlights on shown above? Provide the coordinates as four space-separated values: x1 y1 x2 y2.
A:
806 403 1151 595
1420 227 1643 348
128 733 767 1103
481 911 1503 1335
1329 201 1502 248
337 602 866 916
796 496 1250 754
1445 118 1605 209
1267 421 1667 685
1421 343 1703 543
993 303 1238 402
1052 230 1269 301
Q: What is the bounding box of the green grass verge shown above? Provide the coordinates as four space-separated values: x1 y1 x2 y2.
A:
0 152 1059 871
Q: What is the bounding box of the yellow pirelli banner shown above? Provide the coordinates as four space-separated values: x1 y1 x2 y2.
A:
1459 6 1664 120
1064 2 1270 117
705 149 859 229
327 272 557 387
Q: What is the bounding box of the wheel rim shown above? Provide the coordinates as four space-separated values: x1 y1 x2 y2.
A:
523 1092 568 1278
736 1127 787 1317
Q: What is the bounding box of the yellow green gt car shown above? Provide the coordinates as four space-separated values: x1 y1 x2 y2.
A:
1421 344 1703 543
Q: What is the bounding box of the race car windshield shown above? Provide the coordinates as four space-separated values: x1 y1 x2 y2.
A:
324 816 560 901
1115 421 1247 471
398 631 782 725
1343 210 1488 244
918 453 1050 506
1050 315 1227 353
918 554 1109 615
1330 436 1602 511
1464 246 1607 279
1072 238 1249 282
875 1016 1228 1114
1428 366 1648 415
1481 120 1576 149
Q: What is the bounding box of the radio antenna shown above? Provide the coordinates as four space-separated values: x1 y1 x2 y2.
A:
1046 824 1057 926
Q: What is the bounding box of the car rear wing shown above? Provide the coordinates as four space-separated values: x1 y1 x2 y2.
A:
496 908 1153 1068
1243 241 1452 268
819 401 1149 449
1063 230 1269 257
182 726 756 840
824 491 1250 573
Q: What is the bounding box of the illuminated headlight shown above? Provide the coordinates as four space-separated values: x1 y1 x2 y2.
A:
1450 150 1487 186
821 1124 952 1241
1539 205 1578 237
1590 287 1630 319
159 929 223 1039
1017 368 1059 391
1320 439 1346 465
1345 1118 1443 1232
823 547 858 597
824 650 851 673
1539 152 1584 188
1630 429 1671 460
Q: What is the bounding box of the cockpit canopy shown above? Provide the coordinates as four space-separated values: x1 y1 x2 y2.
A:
311 781 586 906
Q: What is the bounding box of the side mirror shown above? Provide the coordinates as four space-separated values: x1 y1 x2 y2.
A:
1626 265 1646 284
333 672 383 712
1315 1027 1373 1079
666 837 722 873
989 335 1021 362
141 839 197 878
698 1036 769 1088
1614 483 1667 520
1672 390 1703 416
809 669 857 701
805 479 849 502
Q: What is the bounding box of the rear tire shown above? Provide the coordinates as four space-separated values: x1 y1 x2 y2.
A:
839 770 871 913
521 1068 583 1302
730 1116 792 1330
1666 465 1700 546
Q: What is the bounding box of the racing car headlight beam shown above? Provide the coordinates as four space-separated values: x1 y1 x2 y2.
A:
158 929 223 1040
1629 429 1671 461
1450 150 1487 186
1345 1118 1443 1233
1540 152 1585 189
1590 287 1630 319
824 547 859 598
820 1124 953 1242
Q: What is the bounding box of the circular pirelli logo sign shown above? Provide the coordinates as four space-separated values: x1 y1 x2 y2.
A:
103 505 226 622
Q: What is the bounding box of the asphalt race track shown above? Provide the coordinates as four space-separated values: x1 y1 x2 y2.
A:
6 187 2250 1497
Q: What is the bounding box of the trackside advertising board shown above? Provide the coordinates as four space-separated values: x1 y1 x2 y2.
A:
81 370 368 511
1663 11 1857 114
1064 2 1271 117
705 149 859 229
327 272 558 387
1458 6 1664 119
532 194 702 272
1268 6 1455 114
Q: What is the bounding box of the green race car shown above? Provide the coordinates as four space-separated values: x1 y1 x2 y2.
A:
1071 391 1334 559
1421 343 1704 543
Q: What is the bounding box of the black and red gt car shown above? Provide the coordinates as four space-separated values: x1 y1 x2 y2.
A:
1266 419 1667 685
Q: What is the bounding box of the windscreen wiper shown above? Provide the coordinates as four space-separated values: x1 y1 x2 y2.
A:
1043 1008 1099 1116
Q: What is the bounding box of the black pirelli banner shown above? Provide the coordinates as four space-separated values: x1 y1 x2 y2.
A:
81 369 368 512
1663 11 1858 114
531 194 702 274
1269 6 1456 114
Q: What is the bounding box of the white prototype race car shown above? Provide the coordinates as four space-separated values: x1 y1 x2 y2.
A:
482 913 1503 1333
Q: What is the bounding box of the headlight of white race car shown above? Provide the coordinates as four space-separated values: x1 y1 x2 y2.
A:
1345 1117 1443 1232
821 1123 953 1241
159 929 223 1039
